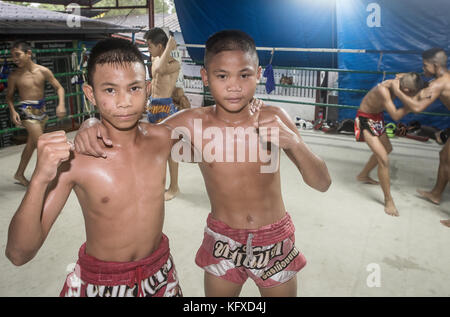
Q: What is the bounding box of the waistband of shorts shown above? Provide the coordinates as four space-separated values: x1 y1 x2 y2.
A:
356 110 383 121
19 99 45 109
150 97 173 105
77 234 170 286
206 212 295 245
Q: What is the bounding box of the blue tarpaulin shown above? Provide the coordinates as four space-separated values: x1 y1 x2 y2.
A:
174 0 450 129
174 0 337 68
336 0 450 129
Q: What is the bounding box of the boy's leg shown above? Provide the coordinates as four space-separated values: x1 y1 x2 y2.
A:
357 131 393 185
357 154 379 184
417 141 449 205
362 130 398 216
204 272 243 297
258 276 297 297
165 157 180 201
14 121 43 186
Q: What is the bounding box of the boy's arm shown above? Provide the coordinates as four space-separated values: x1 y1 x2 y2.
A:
73 118 112 157
257 107 331 192
6 74 21 126
153 36 180 75
392 79 442 113
43 67 66 118
380 87 410 121
6 131 74 266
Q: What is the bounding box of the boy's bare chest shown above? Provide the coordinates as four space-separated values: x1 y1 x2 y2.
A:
75 151 167 194
15 72 46 94
192 123 274 164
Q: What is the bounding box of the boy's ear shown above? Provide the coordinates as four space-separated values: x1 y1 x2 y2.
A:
146 80 152 97
200 67 209 87
256 66 262 83
82 84 96 106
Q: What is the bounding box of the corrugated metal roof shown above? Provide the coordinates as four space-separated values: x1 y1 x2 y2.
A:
100 12 181 33
4 0 103 6
0 1 140 34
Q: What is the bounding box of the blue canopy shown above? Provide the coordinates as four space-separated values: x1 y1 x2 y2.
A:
174 0 337 67
175 0 450 128
336 0 450 129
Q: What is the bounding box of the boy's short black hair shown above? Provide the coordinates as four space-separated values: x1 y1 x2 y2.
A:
204 29 258 68
399 72 424 94
144 27 168 47
11 40 32 53
422 47 448 68
87 38 145 86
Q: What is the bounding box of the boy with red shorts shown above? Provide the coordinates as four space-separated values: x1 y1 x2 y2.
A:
355 72 424 216
6 38 182 297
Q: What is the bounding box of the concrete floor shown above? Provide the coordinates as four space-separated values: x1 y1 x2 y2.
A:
0 130 449 297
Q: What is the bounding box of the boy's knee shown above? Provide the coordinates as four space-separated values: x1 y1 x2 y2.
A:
377 156 389 168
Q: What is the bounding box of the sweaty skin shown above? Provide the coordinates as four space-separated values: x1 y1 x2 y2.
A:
163 50 330 229
6 62 174 265
72 49 331 297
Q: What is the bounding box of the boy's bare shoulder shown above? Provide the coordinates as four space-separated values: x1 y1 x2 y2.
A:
36 64 53 76
163 106 211 127
137 121 171 139
259 104 291 121
8 69 20 80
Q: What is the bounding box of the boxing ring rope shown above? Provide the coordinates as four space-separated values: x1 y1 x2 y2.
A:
1 45 449 138
185 91 450 117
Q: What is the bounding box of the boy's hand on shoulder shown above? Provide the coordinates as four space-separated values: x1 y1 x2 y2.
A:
74 118 111 158
33 131 73 184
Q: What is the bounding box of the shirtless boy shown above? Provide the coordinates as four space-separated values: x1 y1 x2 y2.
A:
7 40 66 186
391 48 450 227
145 28 181 201
74 30 331 297
5 38 182 297
355 72 424 216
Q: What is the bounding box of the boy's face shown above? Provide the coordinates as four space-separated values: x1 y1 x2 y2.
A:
201 50 261 113
422 60 436 77
147 40 164 58
11 47 31 68
83 62 150 130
